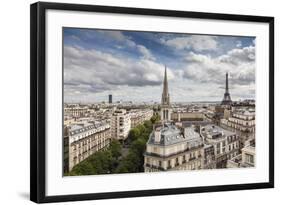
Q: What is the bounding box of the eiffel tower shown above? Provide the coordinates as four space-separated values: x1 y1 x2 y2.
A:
221 72 232 105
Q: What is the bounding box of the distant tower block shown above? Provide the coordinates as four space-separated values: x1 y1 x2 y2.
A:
221 72 232 105
109 94 112 104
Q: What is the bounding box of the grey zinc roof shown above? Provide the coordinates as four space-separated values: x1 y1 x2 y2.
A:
69 124 83 132
147 123 202 146
68 121 109 136
203 124 235 137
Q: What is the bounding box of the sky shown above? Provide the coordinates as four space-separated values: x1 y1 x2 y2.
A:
63 28 255 103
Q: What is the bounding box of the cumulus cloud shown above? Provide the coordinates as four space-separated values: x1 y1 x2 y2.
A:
96 30 127 42
236 41 242 48
161 35 217 51
95 30 156 60
183 45 255 87
219 46 255 65
137 45 156 60
64 28 255 102
64 46 174 96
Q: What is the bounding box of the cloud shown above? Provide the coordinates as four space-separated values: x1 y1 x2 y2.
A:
64 29 255 102
83 29 137 48
96 30 156 60
136 45 156 60
219 46 255 65
96 30 127 42
161 35 218 51
183 45 255 87
236 41 242 48
64 46 174 96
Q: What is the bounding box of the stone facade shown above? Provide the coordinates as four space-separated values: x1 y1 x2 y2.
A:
200 124 240 168
130 109 153 128
64 106 88 117
220 108 255 147
64 121 111 172
227 138 255 168
144 124 204 172
171 112 205 122
110 109 131 141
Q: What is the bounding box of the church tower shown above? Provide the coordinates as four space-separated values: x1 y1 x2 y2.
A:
221 72 232 105
160 66 172 122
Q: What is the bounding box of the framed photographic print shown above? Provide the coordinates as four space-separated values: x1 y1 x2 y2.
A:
30 1 274 203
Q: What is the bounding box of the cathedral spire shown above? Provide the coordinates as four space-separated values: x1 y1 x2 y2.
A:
162 65 170 105
160 65 171 122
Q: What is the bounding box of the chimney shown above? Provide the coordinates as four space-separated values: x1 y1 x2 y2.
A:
154 129 161 143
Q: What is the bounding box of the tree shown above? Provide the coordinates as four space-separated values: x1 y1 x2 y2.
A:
70 161 93 175
117 150 141 173
114 163 129 173
137 124 146 135
67 115 156 176
143 120 152 131
69 149 114 175
150 114 160 124
128 128 141 142
109 139 122 159
131 138 146 155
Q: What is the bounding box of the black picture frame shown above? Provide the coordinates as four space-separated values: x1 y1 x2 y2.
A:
30 1 274 203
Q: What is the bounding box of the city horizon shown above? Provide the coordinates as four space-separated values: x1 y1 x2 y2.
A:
64 98 255 105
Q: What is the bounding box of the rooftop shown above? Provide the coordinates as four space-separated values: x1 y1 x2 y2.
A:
147 123 202 146
234 108 255 116
201 124 235 139
68 121 109 136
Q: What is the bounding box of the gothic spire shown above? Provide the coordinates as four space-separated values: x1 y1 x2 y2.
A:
162 65 170 105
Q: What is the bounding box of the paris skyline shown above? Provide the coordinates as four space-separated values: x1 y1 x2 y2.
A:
63 28 255 103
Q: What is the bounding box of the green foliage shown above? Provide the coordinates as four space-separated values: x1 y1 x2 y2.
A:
128 128 141 142
109 139 122 159
68 116 155 176
69 150 114 175
116 119 153 173
150 113 160 124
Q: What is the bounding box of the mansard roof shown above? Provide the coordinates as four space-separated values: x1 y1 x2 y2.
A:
147 123 203 146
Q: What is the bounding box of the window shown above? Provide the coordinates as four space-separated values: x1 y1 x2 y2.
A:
191 163 195 170
168 160 171 168
216 147 220 155
216 143 220 149
190 152 194 159
153 147 158 153
183 155 186 163
176 158 179 165
245 154 254 164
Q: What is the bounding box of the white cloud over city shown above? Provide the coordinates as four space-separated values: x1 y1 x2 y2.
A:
64 28 255 103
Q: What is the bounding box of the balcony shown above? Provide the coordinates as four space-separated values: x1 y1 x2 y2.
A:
144 163 165 171
144 145 203 159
